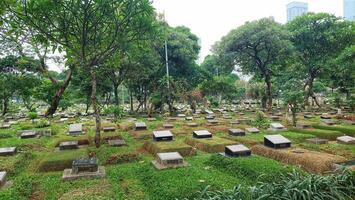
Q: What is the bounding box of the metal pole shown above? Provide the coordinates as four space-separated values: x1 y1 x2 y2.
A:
165 40 170 89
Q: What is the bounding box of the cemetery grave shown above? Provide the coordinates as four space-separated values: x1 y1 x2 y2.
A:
221 144 251 157
151 152 188 170
153 130 174 141
62 157 106 181
68 123 83 136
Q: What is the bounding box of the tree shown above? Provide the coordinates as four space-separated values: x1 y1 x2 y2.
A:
287 13 352 107
215 17 293 111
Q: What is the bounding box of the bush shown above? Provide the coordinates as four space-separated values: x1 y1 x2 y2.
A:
251 111 270 129
34 119 50 128
103 105 124 120
27 112 38 122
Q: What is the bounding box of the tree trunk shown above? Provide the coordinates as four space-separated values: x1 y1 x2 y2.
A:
113 83 119 105
130 91 133 112
291 107 297 127
91 69 101 148
2 98 9 116
45 69 73 117
265 75 272 111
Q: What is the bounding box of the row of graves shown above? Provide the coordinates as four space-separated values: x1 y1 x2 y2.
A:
1 107 354 188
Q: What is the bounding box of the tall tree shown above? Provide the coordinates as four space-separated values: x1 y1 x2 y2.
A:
287 13 352 107
215 17 293 111
5 0 156 146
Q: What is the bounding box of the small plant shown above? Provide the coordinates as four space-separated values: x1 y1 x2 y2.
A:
103 105 124 121
27 112 38 123
35 119 51 128
251 111 270 129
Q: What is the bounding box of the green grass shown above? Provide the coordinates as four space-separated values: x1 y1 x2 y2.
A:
312 124 355 136
290 128 344 140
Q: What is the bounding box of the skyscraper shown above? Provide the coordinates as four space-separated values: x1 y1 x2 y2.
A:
287 1 308 22
344 0 355 21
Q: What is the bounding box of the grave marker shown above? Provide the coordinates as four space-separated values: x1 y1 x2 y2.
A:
224 144 251 157
245 127 260 134
59 141 79 150
337 136 355 144
153 130 173 141
69 123 83 136
228 129 245 136
264 134 291 149
0 147 16 156
135 122 147 130
152 152 188 170
193 130 212 138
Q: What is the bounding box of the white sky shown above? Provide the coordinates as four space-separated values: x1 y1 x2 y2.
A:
152 0 344 63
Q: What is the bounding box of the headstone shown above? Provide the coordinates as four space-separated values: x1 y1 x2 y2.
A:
108 139 126 147
185 116 193 121
20 130 37 139
228 129 245 136
320 114 331 119
152 152 187 170
72 157 98 174
193 130 212 138
343 120 355 125
62 157 105 180
37 129 52 137
304 114 314 119
245 127 260 134
0 171 7 187
163 123 174 129
224 144 251 157
204 110 214 115
264 134 291 149
187 123 198 127
270 123 285 130
153 130 173 141
205 115 215 120
230 120 240 125
238 118 251 124
0 147 16 156
321 119 336 125
167 117 178 121
59 141 79 150
296 123 311 129
69 123 83 136
223 115 232 119
337 136 355 144
59 118 68 122
0 123 11 129
306 138 328 144
103 126 116 132
269 116 280 121
206 119 219 125
177 114 186 118
135 122 147 130
147 118 156 121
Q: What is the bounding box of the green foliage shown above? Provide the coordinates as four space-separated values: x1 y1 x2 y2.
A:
189 170 355 200
312 124 355 136
251 111 270 129
290 128 344 140
103 105 125 120
27 112 38 120
34 119 50 128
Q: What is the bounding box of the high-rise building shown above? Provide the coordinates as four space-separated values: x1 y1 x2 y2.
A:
344 0 355 21
287 1 308 22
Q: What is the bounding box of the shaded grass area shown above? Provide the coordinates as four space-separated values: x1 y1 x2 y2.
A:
312 124 355 136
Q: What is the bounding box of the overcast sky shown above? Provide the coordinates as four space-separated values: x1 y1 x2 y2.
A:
152 0 344 63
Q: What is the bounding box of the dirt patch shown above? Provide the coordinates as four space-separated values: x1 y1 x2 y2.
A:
106 152 140 164
186 138 236 153
251 145 346 174
29 183 45 200
58 180 112 200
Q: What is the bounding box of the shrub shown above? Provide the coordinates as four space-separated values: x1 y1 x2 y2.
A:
27 112 38 122
251 111 270 129
35 119 50 128
103 105 124 121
